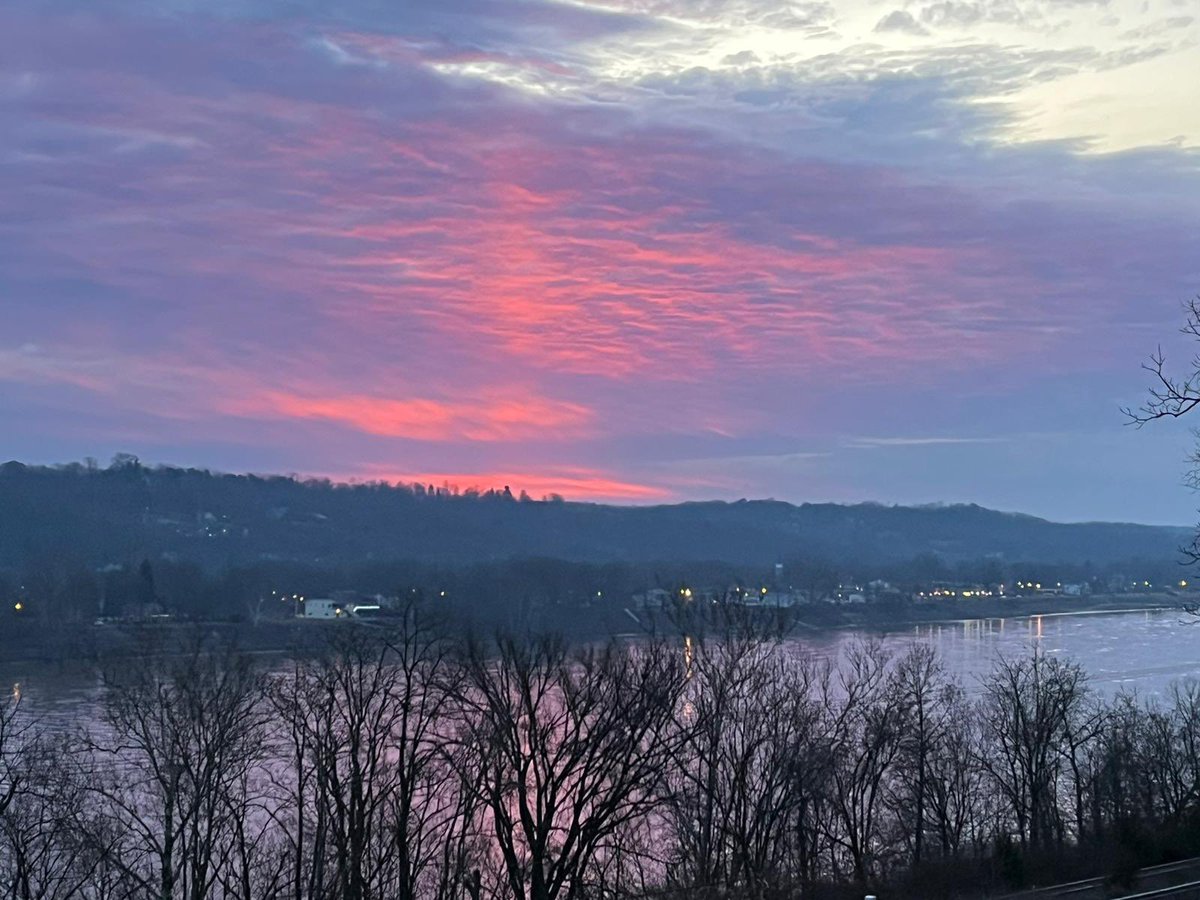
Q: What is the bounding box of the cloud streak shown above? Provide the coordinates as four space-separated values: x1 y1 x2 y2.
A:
847 436 1011 449
241 392 594 442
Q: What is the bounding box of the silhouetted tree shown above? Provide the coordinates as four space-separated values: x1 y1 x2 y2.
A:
269 610 470 900
457 634 686 900
1126 295 1200 562
977 651 1090 852
83 639 269 900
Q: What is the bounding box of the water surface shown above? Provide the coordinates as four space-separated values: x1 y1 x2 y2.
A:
4 609 1200 724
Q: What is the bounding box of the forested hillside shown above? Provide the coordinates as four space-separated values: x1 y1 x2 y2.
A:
0 458 1187 571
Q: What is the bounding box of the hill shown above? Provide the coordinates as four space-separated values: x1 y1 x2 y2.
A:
0 458 1188 571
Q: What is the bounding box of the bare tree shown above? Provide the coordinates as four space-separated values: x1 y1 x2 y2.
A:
977 650 1089 852
269 609 469 900
664 628 826 897
1082 691 1145 836
1124 296 1200 427
457 634 686 900
1133 683 1200 825
0 690 25 820
84 640 270 900
380 606 470 900
664 630 757 891
1124 294 1200 563
266 658 331 900
822 641 907 883
922 686 985 860
271 628 404 900
1057 695 1108 844
0 738 120 900
887 644 955 867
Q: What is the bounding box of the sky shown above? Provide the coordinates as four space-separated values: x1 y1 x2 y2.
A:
2 0 1199 524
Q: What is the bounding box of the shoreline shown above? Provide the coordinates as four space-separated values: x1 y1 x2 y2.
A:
0 594 1186 665
785 593 1183 635
616 593 1184 641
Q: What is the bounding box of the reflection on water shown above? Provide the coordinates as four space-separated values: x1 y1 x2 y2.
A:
782 608 1200 698
0 662 104 734
798 607 1200 698
2 609 1199 722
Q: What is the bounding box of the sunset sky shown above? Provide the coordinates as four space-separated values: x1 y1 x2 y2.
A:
2 0 1198 523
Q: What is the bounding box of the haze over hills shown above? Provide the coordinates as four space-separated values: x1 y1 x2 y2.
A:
0 458 1189 572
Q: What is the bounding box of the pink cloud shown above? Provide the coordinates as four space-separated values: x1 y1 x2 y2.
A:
233 391 594 442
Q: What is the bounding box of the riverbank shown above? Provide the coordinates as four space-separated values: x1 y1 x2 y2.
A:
0 593 1187 664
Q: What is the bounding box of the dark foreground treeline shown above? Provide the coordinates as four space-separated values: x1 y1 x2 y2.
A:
3 609 1200 900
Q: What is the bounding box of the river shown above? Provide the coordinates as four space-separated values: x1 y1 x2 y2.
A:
793 606 1200 698
4 608 1200 727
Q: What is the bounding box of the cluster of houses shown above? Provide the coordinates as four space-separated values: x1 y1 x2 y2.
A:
633 582 898 611
916 580 1091 599
293 573 1190 623
631 576 1143 612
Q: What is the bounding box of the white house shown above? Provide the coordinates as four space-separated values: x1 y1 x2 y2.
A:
302 598 343 619
301 598 384 620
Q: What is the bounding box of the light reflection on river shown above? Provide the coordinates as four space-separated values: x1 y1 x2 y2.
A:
4 608 1200 725
789 607 1200 698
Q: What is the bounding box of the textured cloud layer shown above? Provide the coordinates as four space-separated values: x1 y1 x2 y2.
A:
1 0 1198 519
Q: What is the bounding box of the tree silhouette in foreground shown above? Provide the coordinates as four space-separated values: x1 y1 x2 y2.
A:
12 621 1200 898
1125 294 1200 564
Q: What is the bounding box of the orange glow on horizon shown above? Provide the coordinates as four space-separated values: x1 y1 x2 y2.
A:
349 468 672 503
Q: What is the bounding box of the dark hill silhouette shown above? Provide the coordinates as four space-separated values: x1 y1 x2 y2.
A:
0 458 1187 571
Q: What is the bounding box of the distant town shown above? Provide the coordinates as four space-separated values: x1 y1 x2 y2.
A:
270 567 1192 625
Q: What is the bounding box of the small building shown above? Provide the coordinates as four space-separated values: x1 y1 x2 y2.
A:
300 598 386 620
302 598 343 619
756 590 803 608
